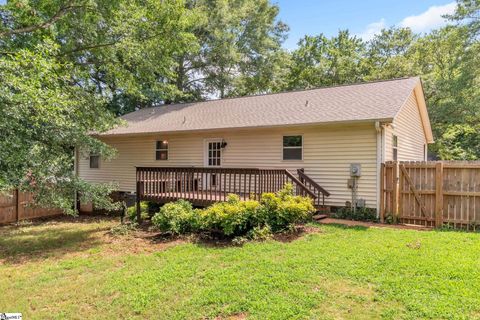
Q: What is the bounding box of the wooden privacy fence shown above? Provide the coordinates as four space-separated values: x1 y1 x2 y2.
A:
380 161 480 228
0 190 62 224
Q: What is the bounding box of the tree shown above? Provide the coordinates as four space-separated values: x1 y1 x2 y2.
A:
412 26 480 159
1 0 198 115
286 30 366 89
365 27 417 80
170 0 288 100
447 0 480 37
0 42 120 213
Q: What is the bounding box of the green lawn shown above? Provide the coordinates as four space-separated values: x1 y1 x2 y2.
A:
1 217 480 319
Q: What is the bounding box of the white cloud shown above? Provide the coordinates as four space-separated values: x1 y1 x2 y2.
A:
358 18 386 40
400 2 457 33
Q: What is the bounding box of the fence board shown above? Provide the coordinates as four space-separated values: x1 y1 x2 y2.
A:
0 190 62 224
381 161 480 229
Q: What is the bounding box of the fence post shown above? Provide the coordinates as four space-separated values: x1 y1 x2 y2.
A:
396 162 402 222
392 162 399 221
380 163 385 223
15 189 19 223
435 162 444 227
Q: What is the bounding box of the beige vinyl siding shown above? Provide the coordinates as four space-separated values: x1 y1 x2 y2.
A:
79 123 378 208
384 92 426 161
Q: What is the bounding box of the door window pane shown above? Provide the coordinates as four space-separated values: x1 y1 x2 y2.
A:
207 141 221 166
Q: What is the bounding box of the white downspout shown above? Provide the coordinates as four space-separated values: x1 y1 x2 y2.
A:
375 121 383 217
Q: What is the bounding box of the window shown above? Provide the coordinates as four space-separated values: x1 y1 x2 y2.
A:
207 141 222 166
156 140 168 160
89 154 99 169
283 136 303 160
393 135 398 161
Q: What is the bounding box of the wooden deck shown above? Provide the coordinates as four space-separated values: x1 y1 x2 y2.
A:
136 167 330 218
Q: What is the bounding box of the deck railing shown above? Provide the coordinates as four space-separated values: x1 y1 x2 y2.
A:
298 168 330 207
136 167 327 211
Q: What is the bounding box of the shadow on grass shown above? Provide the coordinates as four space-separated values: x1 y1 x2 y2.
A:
316 223 370 231
145 224 325 250
0 216 113 264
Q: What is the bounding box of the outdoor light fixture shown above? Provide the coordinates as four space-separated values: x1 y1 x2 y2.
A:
221 140 228 148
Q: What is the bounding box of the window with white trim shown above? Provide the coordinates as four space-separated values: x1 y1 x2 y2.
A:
156 140 168 160
207 141 222 166
393 135 398 161
283 136 303 160
89 154 100 169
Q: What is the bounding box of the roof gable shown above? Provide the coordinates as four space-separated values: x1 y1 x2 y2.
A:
103 77 422 136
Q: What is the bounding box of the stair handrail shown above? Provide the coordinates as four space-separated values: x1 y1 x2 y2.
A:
297 169 330 197
284 170 318 199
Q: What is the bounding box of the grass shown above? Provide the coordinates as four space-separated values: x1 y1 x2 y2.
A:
1 217 480 319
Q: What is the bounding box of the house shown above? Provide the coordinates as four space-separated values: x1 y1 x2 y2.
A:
76 77 433 213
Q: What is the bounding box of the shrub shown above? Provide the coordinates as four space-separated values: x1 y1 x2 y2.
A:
259 184 315 231
151 200 198 234
331 206 378 222
126 201 149 222
199 194 261 236
151 184 316 239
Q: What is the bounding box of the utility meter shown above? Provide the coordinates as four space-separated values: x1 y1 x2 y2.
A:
350 163 361 177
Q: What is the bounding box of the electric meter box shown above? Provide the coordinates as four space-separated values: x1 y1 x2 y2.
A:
350 163 361 177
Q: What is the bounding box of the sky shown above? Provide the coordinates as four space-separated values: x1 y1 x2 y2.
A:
276 0 457 49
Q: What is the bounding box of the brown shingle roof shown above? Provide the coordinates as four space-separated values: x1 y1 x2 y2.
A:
102 77 420 136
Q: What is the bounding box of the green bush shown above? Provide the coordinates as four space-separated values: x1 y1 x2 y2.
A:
126 201 149 222
331 206 378 222
259 183 315 231
151 184 316 239
151 200 199 234
199 194 261 236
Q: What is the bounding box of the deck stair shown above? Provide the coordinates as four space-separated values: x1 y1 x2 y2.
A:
313 214 329 221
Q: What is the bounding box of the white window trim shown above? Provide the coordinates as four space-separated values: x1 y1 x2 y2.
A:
282 135 304 161
204 138 223 167
155 140 169 161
